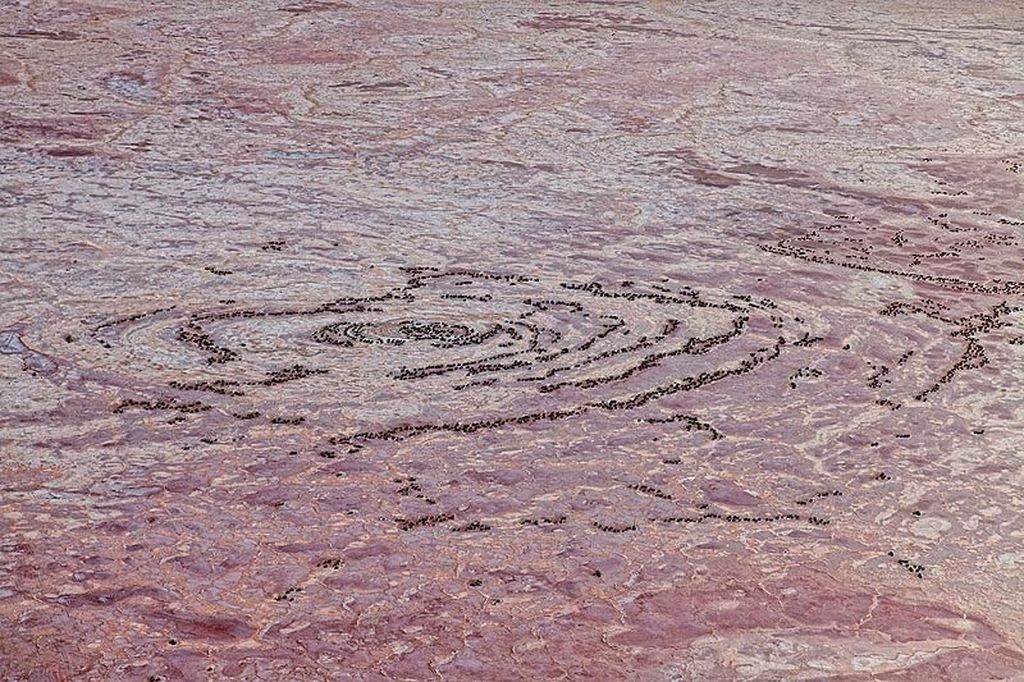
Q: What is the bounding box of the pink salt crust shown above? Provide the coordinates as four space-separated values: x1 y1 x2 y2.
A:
2 1 1024 679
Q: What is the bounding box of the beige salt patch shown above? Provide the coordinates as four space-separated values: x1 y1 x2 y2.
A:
911 516 951 540
851 650 944 673
997 552 1024 569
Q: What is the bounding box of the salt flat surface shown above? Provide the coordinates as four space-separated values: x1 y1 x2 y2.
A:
2 1 1024 679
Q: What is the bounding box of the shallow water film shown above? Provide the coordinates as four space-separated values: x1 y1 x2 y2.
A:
2 1 1024 680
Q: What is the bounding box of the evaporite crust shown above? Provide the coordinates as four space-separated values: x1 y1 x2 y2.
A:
1 1 1024 680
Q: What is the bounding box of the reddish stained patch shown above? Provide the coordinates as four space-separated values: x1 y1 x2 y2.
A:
1 29 81 41
0 115 102 142
45 147 95 158
702 587 791 630
612 589 712 647
146 609 255 642
648 148 745 188
0 71 18 87
778 587 874 627
688 169 742 187
702 479 761 506
726 163 810 182
222 100 287 116
867 596 999 644
611 570 1015 660
277 0 351 12
357 80 410 91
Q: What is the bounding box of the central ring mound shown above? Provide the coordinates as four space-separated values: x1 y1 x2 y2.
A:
343 320 483 347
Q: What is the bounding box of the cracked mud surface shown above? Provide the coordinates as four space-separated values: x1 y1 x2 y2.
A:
2 1 1024 679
